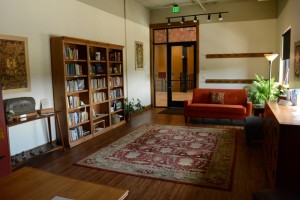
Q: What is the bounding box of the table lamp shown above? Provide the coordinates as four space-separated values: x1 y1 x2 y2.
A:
264 53 278 100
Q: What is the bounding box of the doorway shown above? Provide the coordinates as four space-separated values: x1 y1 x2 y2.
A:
152 24 198 108
154 43 196 107
167 43 196 107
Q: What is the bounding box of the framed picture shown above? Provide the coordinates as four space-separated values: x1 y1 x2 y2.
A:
295 40 300 80
0 34 31 94
135 41 143 70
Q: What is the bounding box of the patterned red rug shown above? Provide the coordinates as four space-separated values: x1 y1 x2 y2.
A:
76 124 236 190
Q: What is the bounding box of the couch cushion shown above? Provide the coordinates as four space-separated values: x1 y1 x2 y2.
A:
186 103 247 115
210 92 225 104
192 89 248 105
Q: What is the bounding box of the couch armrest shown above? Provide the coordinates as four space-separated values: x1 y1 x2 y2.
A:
246 101 252 116
184 100 192 107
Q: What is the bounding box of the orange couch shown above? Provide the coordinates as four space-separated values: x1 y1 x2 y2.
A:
184 88 252 122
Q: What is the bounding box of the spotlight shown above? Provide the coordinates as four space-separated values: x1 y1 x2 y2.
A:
167 18 171 25
207 14 211 22
219 13 223 21
193 16 198 23
180 16 185 24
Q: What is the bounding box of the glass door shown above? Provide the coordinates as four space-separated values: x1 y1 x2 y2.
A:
167 42 196 107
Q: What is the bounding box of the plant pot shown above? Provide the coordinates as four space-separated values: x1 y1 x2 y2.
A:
125 113 131 122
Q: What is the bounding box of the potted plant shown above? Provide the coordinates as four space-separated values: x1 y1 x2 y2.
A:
245 74 280 107
124 97 145 122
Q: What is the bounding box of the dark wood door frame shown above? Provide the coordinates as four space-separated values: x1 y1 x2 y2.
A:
150 21 199 108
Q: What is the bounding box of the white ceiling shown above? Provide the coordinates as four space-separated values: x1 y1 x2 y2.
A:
135 0 270 10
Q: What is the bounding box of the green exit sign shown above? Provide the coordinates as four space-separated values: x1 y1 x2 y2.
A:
172 5 180 13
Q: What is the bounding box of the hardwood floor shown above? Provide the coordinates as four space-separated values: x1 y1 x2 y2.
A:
21 108 269 200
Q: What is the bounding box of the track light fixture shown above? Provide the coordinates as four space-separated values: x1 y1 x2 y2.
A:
166 11 228 25
180 16 185 24
207 14 211 22
219 13 223 21
193 16 198 23
167 18 171 25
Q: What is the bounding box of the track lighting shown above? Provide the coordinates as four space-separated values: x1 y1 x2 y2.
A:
193 16 198 23
165 11 228 25
180 17 185 24
207 14 211 22
167 18 171 25
219 13 223 21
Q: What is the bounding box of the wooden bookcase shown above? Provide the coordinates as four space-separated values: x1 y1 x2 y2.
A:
50 36 125 148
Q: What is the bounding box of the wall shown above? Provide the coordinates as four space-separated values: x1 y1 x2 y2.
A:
199 19 278 88
0 0 150 155
277 0 300 88
125 0 151 104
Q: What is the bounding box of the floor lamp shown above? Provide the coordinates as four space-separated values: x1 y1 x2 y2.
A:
264 53 278 100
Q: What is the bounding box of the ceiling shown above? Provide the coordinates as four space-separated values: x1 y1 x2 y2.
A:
134 0 270 10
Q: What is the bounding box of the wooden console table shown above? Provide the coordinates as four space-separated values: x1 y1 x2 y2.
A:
0 167 129 200
6 112 65 168
264 101 300 187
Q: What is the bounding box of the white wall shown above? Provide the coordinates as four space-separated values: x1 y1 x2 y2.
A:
199 19 278 88
278 0 300 88
124 0 151 104
0 0 150 155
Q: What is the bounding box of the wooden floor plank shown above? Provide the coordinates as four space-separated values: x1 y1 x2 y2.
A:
18 108 269 200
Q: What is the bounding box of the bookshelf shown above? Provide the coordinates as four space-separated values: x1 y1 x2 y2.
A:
50 36 125 148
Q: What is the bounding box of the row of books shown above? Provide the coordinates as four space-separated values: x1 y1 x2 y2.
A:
93 92 107 103
69 126 90 142
67 111 89 126
111 100 122 111
90 63 105 74
108 64 122 74
66 79 85 92
109 77 122 87
110 88 123 99
91 78 106 89
64 47 79 60
66 63 83 76
109 51 122 61
67 95 80 109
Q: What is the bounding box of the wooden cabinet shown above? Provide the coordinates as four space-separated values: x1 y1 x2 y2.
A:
0 84 11 177
50 37 125 148
264 101 300 187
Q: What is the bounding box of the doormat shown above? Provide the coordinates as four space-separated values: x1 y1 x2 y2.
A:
158 108 184 115
76 124 236 190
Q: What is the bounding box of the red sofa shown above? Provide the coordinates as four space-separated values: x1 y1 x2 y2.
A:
184 88 252 122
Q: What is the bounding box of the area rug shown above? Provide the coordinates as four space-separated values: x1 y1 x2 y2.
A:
76 124 236 190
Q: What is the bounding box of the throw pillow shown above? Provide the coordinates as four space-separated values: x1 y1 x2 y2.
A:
210 92 225 104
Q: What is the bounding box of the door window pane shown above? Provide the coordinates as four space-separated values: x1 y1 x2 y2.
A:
168 27 196 43
154 29 167 44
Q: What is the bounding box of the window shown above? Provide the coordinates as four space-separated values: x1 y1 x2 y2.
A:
281 29 291 85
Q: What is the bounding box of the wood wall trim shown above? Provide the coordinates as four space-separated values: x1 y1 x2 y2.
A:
205 79 254 84
206 52 272 59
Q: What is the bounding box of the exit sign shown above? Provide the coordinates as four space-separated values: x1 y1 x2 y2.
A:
172 5 180 13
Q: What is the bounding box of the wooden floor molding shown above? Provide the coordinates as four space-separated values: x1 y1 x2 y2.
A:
205 79 254 84
18 108 269 200
206 52 272 58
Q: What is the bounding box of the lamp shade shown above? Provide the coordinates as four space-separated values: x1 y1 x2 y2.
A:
264 53 278 62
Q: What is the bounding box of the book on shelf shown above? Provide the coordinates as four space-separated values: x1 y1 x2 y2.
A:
96 63 104 74
77 79 85 90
